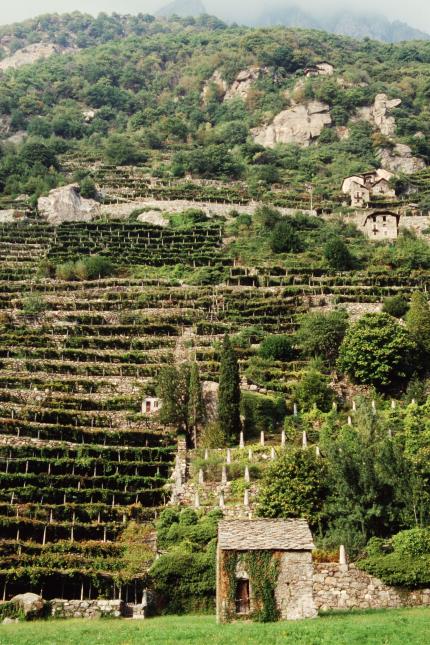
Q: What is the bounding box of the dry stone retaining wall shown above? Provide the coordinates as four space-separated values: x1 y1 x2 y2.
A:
50 599 123 618
313 563 430 612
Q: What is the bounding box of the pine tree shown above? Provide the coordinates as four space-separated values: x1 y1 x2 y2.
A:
218 335 241 443
406 291 430 354
188 362 205 448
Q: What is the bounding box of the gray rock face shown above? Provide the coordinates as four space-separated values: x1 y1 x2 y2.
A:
357 93 401 136
0 43 58 71
253 101 331 148
137 210 169 227
201 70 228 104
11 592 45 617
0 209 26 224
224 66 266 102
38 184 100 225
378 144 426 174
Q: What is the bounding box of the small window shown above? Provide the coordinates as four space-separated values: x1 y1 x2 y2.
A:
145 401 151 414
373 215 376 222
154 401 158 409
383 215 387 222
235 579 250 615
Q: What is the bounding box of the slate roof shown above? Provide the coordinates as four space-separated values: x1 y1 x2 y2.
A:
218 519 314 551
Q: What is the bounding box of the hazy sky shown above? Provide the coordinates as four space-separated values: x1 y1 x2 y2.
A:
1 0 430 32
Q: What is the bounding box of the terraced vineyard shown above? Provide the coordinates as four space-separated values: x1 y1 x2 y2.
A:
1 219 430 601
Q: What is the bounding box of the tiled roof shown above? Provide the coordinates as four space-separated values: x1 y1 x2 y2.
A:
218 519 314 551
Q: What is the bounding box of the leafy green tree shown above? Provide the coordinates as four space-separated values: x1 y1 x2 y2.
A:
104 134 146 166
188 362 205 448
257 448 328 528
296 310 348 364
218 335 241 443
323 237 354 270
258 334 294 361
270 220 303 253
79 176 97 199
337 313 416 388
406 291 430 354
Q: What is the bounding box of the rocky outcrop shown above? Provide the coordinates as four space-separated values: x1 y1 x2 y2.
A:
253 101 331 148
202 66 266 104
201 71 228 104
137 210 169 227
0 209 26 224
224 66 266 102
0 43 60 71
357 93 401 136
11 592 45 618
378 144 426 174
38 184 100 226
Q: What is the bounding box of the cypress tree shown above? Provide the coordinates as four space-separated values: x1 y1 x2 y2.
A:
406 291 430 354
218 334 241 443
188 362 205 448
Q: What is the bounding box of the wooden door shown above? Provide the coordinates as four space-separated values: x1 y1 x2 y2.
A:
235 579 250 615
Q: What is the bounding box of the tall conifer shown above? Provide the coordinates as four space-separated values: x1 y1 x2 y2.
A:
188 362 205 448
218 334 241 443
406 291 430 354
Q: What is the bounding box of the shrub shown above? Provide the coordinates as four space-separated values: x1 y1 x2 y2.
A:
259 335 294 361
293 368 334 412
382 294 409 318
296 310 348 364
79 176 97 199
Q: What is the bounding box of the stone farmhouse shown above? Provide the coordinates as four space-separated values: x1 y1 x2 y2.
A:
216 519 317 622
361 209 400 240
216 518 430 623
342 169 395 207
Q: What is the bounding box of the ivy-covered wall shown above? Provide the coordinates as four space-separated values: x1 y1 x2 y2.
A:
216 548 316 622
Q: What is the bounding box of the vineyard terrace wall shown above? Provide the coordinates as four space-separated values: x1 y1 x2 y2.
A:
313 563 430 612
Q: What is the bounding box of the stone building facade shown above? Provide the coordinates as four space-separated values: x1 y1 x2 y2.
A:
216 519 317 622
362 210 400 240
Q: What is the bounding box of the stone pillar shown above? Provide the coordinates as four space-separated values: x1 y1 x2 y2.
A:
194 492 200 508
226 448 231 464
221 465 227 485
302 431 307 449
347 416 352 426
198 468 204 484
248 448 253 461
281 430 286 447
315 445 320 458
239 431 245 449
244 489 250 508
339 544 347 566
204 449 209 460
260 431 265 447
293 403 298 417
244 465 250 483
219 492 225 509
352 400 356 412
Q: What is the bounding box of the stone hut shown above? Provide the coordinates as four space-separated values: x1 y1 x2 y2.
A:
216 519 317 623
142 397 162 415
362 209 399 240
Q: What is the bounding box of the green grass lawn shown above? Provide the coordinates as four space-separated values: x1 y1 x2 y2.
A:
1 609 430 645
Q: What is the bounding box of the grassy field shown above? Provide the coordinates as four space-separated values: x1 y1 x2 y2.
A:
1 609 430 645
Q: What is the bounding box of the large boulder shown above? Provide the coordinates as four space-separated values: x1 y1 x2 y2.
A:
356 93 401 137
378 144 426 174
38 184 100 226
11 592 45 618
253 101 331 148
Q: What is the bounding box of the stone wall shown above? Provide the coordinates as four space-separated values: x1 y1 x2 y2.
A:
50 599 123 619
276 551 317 620
313 563 430 612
